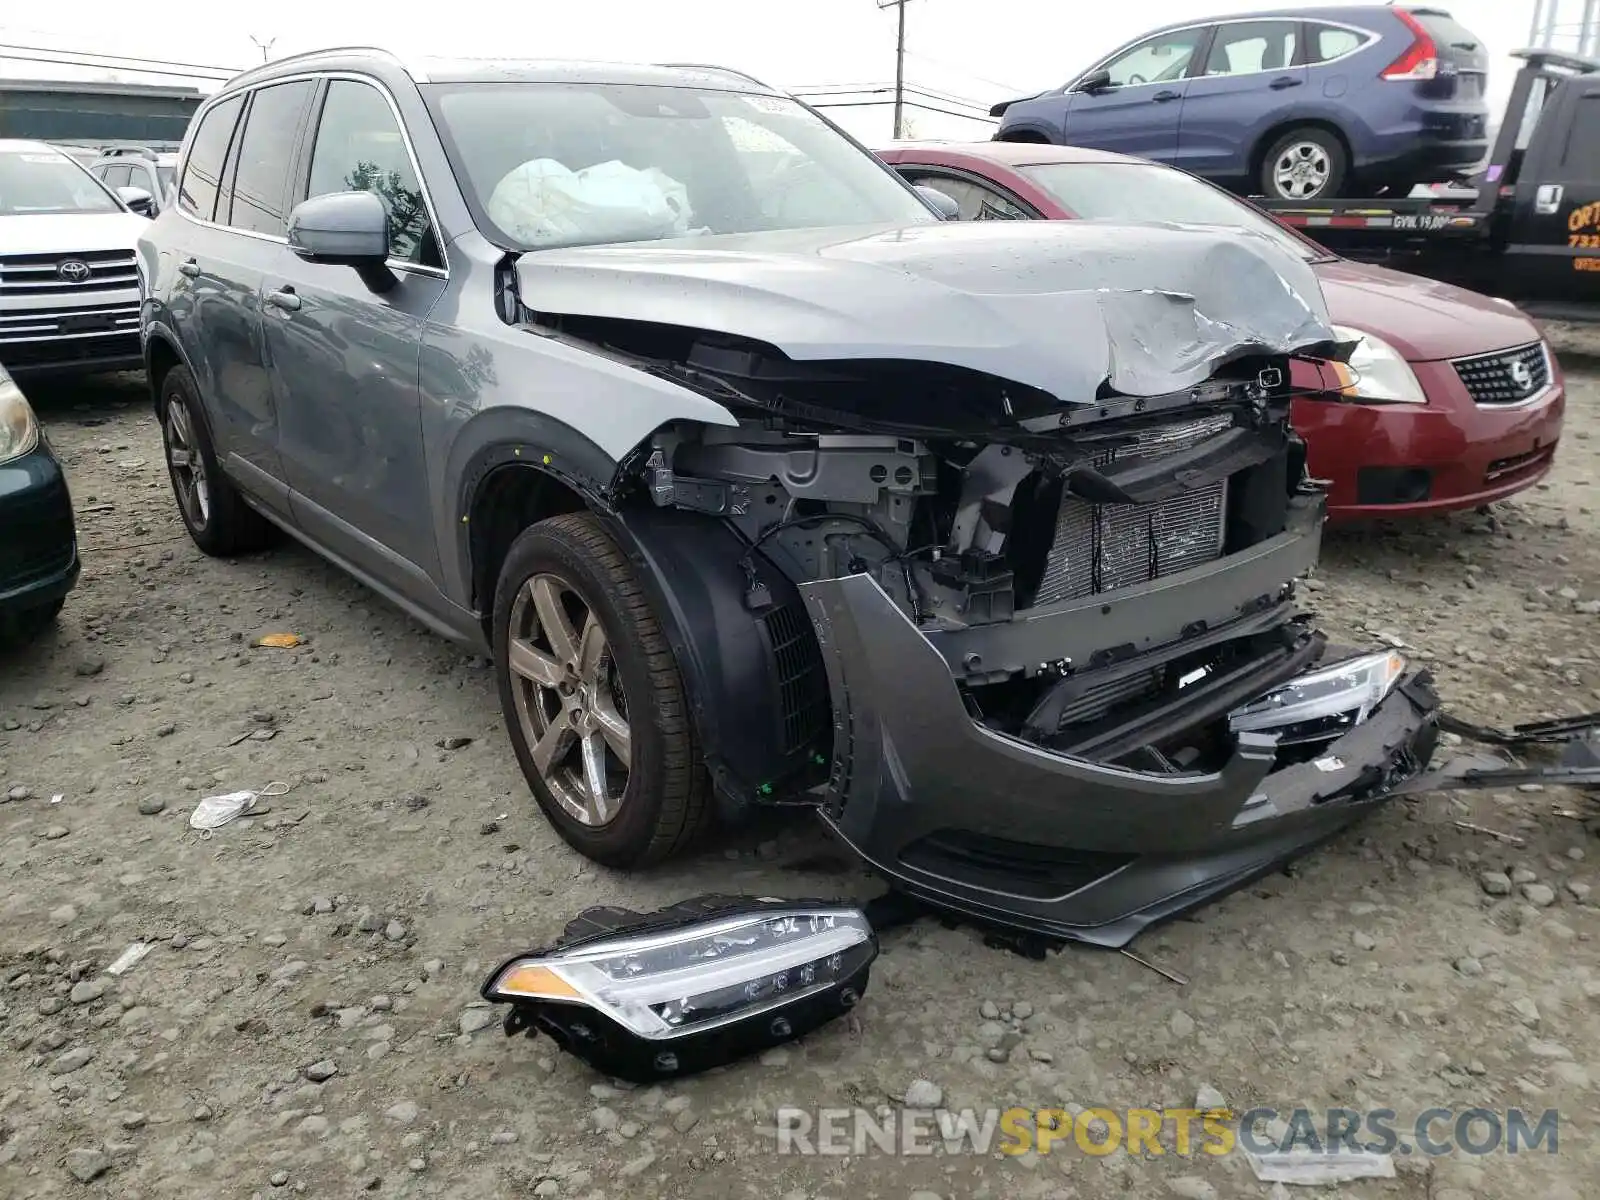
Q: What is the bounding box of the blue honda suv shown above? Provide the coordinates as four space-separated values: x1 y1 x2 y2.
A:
992 6 1489 200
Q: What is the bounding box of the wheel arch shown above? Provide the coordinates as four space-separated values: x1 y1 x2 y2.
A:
1251 119 1352 192
142 325 191 414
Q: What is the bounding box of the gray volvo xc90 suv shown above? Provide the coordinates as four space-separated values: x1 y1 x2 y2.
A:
139 47 1439 947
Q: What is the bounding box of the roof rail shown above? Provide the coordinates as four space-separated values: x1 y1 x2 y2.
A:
219 46 411 90
95 143 162 161
1511 47 1600 75
656 62 776 90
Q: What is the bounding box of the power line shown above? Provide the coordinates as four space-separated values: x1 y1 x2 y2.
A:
901 49 1026 95
808 97 996 125
794 83 993 117
0 41 238 76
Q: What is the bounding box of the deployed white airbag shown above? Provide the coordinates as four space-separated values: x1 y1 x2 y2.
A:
487 158 694 248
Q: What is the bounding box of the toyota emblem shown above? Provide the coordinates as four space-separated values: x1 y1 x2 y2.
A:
1506 357 1534 391
56 259 91 282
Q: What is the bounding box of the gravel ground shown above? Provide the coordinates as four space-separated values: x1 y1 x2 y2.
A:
3 334 1599 1200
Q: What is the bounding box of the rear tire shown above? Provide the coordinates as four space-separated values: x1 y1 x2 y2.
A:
493 512 710 868
158 365 278 557
1259 127 1347 200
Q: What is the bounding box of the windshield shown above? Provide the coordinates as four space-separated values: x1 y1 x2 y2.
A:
0 148 121 216
1019 161 1327 262
424 82 936 251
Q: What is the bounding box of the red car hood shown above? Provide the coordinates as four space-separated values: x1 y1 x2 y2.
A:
1313 260 1541 362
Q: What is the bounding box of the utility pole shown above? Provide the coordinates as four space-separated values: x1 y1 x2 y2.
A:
248 35 276 63
877 0 911 139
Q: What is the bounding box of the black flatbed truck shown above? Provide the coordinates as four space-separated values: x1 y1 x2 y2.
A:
1253 49 1600 322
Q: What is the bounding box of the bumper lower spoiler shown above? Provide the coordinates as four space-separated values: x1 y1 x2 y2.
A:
798 509 1440 948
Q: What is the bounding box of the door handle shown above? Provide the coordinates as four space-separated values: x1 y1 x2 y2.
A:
267 288 301 312
1152 89 1181 103
178 258 200 277
1535 183 1564 214
1269 76 1303 90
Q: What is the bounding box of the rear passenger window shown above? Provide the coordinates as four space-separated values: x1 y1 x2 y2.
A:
1307 24 1367 64
178 94 243 221
1203 21 1299 77
305 79 439 267
229 81 316 236
98 164 132 188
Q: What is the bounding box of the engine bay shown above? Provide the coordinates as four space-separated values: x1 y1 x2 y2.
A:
607 326 1322 783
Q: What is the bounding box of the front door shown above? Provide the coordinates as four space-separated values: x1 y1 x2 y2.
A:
263 76 448 588
1065 27 1209 163
1503 75 1600 306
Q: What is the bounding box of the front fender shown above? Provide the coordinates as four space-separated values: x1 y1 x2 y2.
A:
421 312 742 607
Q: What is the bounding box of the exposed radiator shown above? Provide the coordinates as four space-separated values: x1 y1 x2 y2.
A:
1035 415 1232 606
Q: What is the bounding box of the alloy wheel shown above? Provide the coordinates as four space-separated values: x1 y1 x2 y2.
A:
165 399 210 529
507 573 632 826
1273 142 1331 200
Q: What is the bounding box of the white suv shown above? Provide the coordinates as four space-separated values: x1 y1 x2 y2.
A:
89 144 178 216
0 140 148 378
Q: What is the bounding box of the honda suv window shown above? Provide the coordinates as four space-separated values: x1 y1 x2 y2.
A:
1098 30 1205 88
1202 21 1299 76
423 82 934 251
178 94 244 221
305 79 438 266
229 80 315 236
1306 23 1368 64
0 148 121 215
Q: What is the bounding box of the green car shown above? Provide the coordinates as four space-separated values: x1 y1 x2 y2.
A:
0 365 78 646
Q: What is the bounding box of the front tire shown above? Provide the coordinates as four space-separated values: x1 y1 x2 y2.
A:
158 365 277 557
493 512 710 868
1260 127 1347 200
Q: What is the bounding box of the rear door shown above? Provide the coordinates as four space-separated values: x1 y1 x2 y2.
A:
262 75 448 587
163 91 296 503
1503 75 1600 305
1065 26 1209 162
1175 19 1305 181
182 80 316 512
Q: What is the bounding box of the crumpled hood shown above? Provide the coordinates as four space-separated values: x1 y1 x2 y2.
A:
1313 260 1542 362
514 219 1346 401
0 212 147 256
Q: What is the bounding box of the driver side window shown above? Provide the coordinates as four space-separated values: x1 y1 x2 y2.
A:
1101 29 1205 88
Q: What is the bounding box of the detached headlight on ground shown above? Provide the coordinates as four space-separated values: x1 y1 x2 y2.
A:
1326 325 1427 404
483 896 878 1081
0 371 41 465
1229 650 1408 744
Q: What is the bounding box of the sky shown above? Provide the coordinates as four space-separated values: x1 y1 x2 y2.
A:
0 0 1553 144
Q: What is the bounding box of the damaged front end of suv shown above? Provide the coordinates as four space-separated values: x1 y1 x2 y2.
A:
514 218 1441 948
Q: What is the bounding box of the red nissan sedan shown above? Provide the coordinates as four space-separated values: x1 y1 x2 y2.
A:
877 142 1565 521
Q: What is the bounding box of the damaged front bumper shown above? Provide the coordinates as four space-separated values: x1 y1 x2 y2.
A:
799 501 1441 948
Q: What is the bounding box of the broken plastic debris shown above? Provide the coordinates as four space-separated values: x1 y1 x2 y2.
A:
50 793 63 804
106 942 152 976
190 781 290 832
1246 1149 1396 1185
252 633 304 649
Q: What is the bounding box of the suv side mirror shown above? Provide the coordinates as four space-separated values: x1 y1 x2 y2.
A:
1073 68 1114 94
914 185 961 220
287 191 396 292
117 186 154 217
